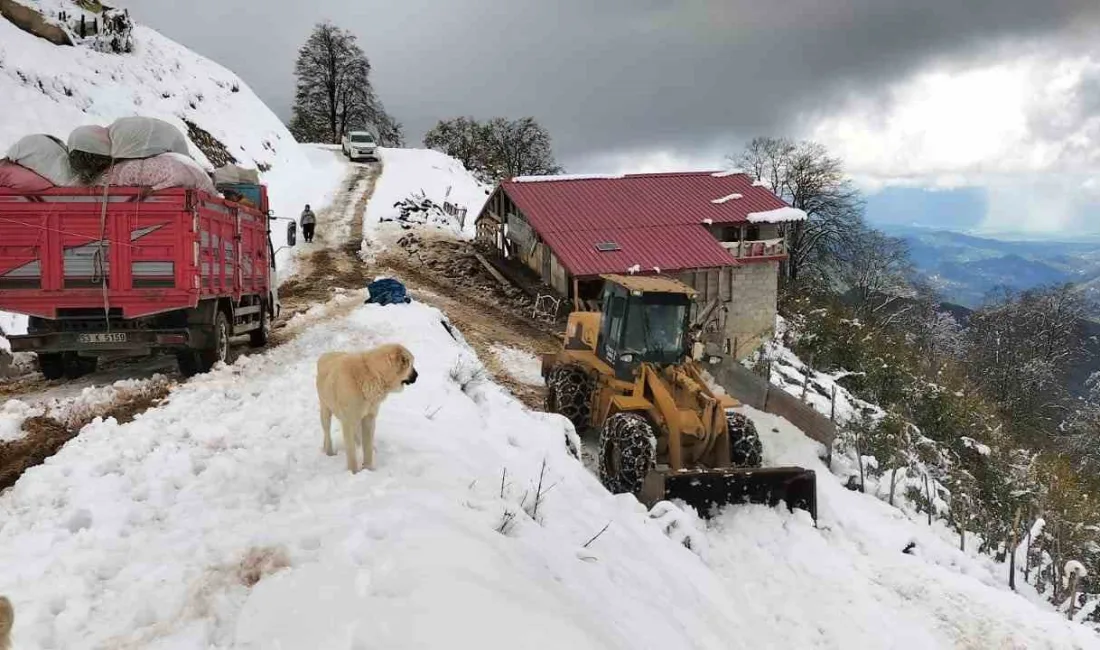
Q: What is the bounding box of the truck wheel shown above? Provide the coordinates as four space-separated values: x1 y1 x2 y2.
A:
598 412 657 495
546 364 594 433
726 411 763 468
63 353 97 379
37 353 65 380
249 304 270 348
176 350 199 378
195 310 230 373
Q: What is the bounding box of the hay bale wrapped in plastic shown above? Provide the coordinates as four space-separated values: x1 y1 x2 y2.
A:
0 161 54 191
108 116 190 160
4 134 77 186
213 164 260 185
95 152 216 194
67 124 113 184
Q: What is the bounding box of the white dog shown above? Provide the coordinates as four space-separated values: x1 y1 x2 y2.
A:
315 343 417 473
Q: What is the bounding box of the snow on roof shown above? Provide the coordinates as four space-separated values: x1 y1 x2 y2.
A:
702 218 714 225
711 193 743 204
747 206 808 223
627 264 641 274
711 169 744 177
511 173 625 183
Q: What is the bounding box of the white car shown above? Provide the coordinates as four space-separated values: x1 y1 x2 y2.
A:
341 131 378 162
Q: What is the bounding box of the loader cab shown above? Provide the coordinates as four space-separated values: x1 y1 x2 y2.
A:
596 277 692 380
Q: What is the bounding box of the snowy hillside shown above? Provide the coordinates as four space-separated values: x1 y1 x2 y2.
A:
1 145 1099 648
2 293 1097 647
0 1 345 340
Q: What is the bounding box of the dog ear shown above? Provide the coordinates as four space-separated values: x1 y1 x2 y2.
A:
389 345 410 371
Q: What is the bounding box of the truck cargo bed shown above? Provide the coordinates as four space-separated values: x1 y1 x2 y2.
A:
0 187 271 320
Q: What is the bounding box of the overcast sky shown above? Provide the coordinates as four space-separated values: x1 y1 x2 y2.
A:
119 0 1100 235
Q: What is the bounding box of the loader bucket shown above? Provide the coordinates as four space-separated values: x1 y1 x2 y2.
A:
644 467 818 521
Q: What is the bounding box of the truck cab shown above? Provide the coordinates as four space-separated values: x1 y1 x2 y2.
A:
341 131 377 162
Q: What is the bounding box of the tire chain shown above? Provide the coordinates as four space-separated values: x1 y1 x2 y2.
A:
726 411 763 468
598 412 657 494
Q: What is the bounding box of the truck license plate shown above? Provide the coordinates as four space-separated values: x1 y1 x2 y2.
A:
78 332 128 344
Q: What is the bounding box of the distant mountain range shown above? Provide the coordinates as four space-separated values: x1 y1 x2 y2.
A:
879 224 1100 309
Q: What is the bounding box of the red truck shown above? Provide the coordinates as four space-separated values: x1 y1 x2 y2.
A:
0 182 293 379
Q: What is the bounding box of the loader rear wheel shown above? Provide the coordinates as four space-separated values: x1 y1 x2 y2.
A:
726 411 763 468
598 412 657 495
546 364 594 433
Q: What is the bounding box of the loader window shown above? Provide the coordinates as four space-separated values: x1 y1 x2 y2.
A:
623 299 688 362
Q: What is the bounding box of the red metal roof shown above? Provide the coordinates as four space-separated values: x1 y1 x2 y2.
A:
502 171 788 233
540 226 738 276
498 171 789 276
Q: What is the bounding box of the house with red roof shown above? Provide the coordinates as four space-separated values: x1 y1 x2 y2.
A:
473 170 807 359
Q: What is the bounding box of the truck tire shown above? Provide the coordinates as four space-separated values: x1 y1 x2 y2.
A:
176 350 199 378
63 353 97 379
196 310 230 373
598 412 657 495
249 304 270 348
37 353 65 380
546 364 594 433
726 411 763 468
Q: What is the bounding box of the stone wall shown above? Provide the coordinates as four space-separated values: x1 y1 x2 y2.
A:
724 260 778 359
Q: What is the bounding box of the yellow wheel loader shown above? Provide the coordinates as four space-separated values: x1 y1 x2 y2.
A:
541 274 817 520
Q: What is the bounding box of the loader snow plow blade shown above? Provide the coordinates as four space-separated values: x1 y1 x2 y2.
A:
643 467 818 521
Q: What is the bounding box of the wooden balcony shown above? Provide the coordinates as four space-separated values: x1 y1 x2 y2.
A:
721 237 787 260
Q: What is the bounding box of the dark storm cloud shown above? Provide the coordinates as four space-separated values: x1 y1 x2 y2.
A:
119 0 1100 168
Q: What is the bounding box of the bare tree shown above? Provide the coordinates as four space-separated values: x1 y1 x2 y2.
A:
734 137 864 285
423 116 561 183
834 226 914 326
289 22 402 145
965 284 1090 431
423 117 490 178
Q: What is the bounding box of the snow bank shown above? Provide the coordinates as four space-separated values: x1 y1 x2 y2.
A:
746 206 808 223
715 405 1100 649
0 298 752 648
489 344 545 386
365 147 490 243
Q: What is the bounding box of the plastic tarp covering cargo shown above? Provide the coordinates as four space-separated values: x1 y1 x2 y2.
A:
213 164 260 185
0 161 54 191
107 116 190 160
67 125 111 155
4 134 76 186
95 152 216 193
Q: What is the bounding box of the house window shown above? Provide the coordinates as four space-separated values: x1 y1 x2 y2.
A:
721 226 740 242
746 224 760 241
595 242 622 252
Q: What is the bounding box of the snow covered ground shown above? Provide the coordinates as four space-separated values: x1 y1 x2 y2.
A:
365 147 491 244
489 344 546 386
2 293 1096 648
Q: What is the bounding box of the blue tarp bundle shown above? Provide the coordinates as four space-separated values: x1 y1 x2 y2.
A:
366 278 412 306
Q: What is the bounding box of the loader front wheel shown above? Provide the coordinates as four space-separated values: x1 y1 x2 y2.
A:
726 411 763 468
546 364 594 433
598 412 657 495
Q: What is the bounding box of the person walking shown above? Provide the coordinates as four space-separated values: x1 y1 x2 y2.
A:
300 204 317 243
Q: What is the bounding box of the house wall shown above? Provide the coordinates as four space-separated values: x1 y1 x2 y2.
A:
724 260 779 359
673 260 778 360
